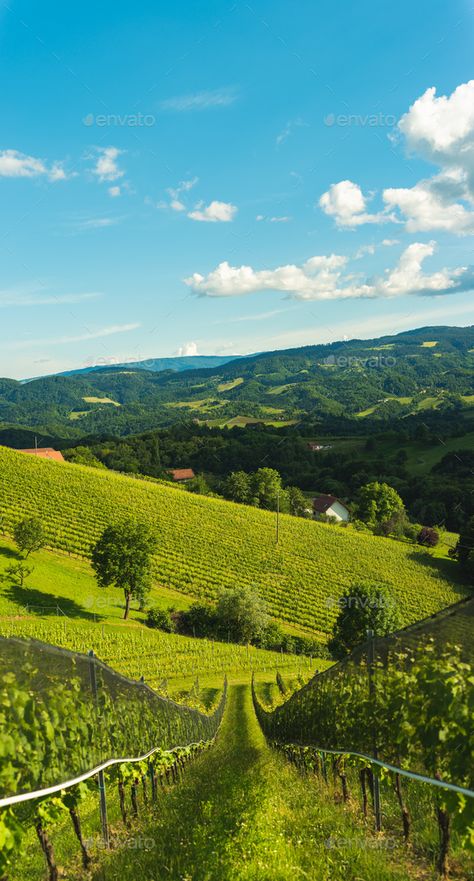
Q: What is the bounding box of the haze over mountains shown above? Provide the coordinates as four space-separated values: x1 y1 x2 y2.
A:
0 325 473 438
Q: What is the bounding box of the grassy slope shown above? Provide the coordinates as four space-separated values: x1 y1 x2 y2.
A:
306 429 474 477
0 447 465 634
86 685 438 881
0 539 317 688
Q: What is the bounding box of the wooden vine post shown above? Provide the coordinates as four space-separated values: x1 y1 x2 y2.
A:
366 629 382 832
88 650 110 848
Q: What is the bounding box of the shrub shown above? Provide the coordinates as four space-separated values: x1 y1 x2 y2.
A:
146 607 175 632
328 581 401 659
417 526 440 548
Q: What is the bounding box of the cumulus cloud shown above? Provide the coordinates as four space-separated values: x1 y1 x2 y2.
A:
320 81 474 235
188 200 237 223
319 180 394 227
185 242 474 301
0 150 69 181
108 185 121 197
160 88 237 112
92 146 124 182
176 341 199 356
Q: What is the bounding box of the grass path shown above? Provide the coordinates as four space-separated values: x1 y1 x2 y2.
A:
94 685 424 881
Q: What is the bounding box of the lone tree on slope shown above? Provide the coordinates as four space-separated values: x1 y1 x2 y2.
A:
91 519 155 619
13 516 45 558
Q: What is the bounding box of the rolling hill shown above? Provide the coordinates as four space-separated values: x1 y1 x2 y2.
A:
0 446 465 634
1 325 473 437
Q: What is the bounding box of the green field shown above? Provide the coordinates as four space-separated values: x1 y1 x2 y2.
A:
0 446 465 635
0 539 316 689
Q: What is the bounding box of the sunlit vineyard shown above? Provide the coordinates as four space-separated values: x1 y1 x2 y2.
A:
0 447 464 632
0 618 314 688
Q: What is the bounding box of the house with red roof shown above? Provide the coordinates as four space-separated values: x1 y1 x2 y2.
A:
313 494 350 522
18 447 65 463
168 468 195 483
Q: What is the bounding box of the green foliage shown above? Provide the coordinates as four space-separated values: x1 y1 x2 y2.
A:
215 586 269 644
13 516 45 558
146 606 175 632
224 471 253 505
63 446 106 468
254 641 474 863
328 582 401 658
287 486 310 517
357 482 405 529
456 516 474 568
91 520 156 619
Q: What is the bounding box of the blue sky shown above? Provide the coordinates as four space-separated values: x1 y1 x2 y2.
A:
1 0 474 378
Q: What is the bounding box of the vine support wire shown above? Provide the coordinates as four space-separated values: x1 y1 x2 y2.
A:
366 629 382 832
88 650 110 848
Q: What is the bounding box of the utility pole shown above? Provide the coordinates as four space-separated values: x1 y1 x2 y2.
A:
34 435 38 454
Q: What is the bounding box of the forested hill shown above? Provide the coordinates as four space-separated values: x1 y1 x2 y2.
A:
1 325 473 436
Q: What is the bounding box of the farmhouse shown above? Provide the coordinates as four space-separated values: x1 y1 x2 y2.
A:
313 494 350 522
18 447 65 463
168 468 195 483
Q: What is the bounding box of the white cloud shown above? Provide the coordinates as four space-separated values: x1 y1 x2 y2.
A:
276 118 307 147
382 239 400 246
319 180 395 227
321 81 474 235
383 171 474 234
5 323 141 350
108 185 121 197
398 80 474 170
163 177 199 212
185 242 474 301
354 244 376 259
176 341 199 356
0 150 69 182
256 214 291 223
74 217 120 231
0 287 101 307
160 88 237 112
188 200 237 223
92 146 124 182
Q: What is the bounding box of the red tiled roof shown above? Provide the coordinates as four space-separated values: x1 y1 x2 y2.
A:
313 493 347 513
18 448 65 462
169 468 195 481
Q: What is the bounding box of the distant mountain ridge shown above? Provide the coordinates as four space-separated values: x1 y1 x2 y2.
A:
1 325 473 437
24 353 243 382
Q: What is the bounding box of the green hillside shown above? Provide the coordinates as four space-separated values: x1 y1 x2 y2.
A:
0 447 465 633
1 325 473 436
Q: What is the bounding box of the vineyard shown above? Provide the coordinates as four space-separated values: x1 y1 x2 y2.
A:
253 599 474 876
0 447 465 633
0 618 316 688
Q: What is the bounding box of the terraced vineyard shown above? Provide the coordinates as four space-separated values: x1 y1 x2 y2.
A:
0 447 464 632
